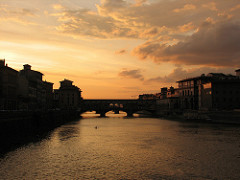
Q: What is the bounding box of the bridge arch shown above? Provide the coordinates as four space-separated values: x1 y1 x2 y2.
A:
80 99 156 117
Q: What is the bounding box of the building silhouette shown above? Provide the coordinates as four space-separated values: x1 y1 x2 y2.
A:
0 59 18 110
0 60 55 110
18 64 53 110
199 73 240 110
236 69 240 76
43 81 54 110
1 59 239 112
176 72 240 110
0 60 84 111
140 69 240 111
54 79 82 109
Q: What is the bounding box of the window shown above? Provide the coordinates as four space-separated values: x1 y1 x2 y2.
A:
179 82 182 88
183 82 187 87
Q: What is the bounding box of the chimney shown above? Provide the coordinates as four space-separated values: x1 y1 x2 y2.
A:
235 69 240 77
23 64 31 70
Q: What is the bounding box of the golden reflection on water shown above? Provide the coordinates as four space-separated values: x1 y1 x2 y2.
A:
1 116 240 179
81 111 140 118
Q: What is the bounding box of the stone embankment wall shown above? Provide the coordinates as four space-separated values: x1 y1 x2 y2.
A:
0 110 80 154
155 106 240 124
184 110 240 124
0 110 80 131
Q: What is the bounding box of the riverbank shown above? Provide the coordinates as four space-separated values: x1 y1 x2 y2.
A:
0 110 80 154
155 109 240 125
183 110 240 124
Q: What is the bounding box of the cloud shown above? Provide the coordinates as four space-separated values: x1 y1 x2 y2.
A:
202 2 218 11
133 20 240 67
53 4 64 10
96 0 238 29
55 8 138 39
119 69 144 81
134 0 148 7
145 66 237 84
173 4 196 13
231 4 240 12
52 0 240 68
0 5 37 25
115 49 127 55
54 0 240 41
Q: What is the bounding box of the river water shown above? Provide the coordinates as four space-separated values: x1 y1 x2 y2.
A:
1 112 240 179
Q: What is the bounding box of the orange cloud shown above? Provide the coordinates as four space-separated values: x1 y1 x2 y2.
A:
52 0 240 46
202 2 218 11
119 69 144 81
173 4 196 13
177 22 196 33
230 4 240 12
53 4 64 10
133 20 240 67
115 49 128 55
0 5 37 25
145 67 236 84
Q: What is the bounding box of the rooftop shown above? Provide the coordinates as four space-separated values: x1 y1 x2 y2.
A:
21 64 43 75
176 72 238 83
60 79 73 83
176 75 209 83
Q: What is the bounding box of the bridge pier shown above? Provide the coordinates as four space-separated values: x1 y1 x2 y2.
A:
100 112 106 117
114 110 119 114
126 111 133 117
96 110 107 117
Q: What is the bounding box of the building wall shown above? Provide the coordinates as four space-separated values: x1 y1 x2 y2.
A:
200 82 212 110
235 70 240 77
178 75 240 111
177 79 197 110
139 94 156 100
54 79 82 109
43 81 54 110
18 65 53 110
212 81 240 110
0 61 18 110
59 89 80 109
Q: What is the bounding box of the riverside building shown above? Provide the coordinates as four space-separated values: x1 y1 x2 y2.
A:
54 79 82 109
0 60 54 110
0 59 18 110
176 71 240 110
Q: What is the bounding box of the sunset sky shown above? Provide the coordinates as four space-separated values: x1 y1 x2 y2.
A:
0 0 239 98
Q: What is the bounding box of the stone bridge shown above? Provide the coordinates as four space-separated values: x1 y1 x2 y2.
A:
80 99 156 117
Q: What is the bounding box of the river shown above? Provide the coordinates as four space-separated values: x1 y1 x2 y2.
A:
0 112 240 179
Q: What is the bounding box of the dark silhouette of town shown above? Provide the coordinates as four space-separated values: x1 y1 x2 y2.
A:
1 58 240 154
0 58 240 120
